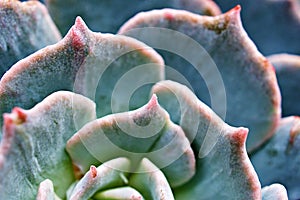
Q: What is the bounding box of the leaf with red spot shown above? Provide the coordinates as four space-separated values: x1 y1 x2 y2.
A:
0 0 61 78
67 158 131 200
66 95 195 188
0 91 96 199
251 116 300 199
213 0 300 55
0 17 164 136
119 6 281 152
151 80 261 199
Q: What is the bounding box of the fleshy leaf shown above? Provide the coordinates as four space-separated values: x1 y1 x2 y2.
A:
268 54 300 116
93 186 144 200
151 80 261 199
262 184 288 200
0 16 164 133
0 91 96 199
66 95 195 188
119 6 281 152
129 158 175 200
214 0 300 55
251 116 300 199
0 0 61 77
36 179 61 200
46 0 221 34
68 158 130 200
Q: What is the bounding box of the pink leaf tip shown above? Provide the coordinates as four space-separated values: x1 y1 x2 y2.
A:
146 94 158 110
90 165 97 178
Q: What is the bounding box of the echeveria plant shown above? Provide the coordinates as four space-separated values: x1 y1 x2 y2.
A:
0 0 299 199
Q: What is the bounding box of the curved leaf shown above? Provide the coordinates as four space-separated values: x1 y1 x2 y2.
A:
0 16 164 133
68 158 130 200
129 158 175 200
0 91 96 199
214 0 300 55
66 95 195 188
119 6 281 152
46 0 221 35
262 184 288 200
251 116 300 199
0 0 61 77
93 186 144 200
268 54 300 116
36 179 61 200
151 80 261 199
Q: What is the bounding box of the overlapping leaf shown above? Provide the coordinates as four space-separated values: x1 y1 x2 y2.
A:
151 80 261 199
0 91 96 199
66 95 195 188
119 7 281 151
45 0 221 34
0 17 164 136
214 0 300 55
268 54 300 116
251 116 300 199
0 0 61 77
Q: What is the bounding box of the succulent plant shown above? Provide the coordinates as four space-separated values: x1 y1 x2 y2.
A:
0 0 299 199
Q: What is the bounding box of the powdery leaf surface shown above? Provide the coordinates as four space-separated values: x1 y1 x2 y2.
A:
0 17 164 135
151 80 261 200
268 54 300 116
46 0 221 35
129 158 175 200
262 184 288 200
0 0 61 77
93 186 144 200
36 179 61 200
66 95 195 188
119 7 281 152
251 116 300 199
0 91 96 199
213 0 300 55
68 158 131 200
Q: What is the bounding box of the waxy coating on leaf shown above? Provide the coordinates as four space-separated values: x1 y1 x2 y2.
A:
214 0 300 55
46 0 221 35
151 80 261 199
251 116 300 199
129 158 175 200
0 16 164 134
36 179 61 200
66 95 195 188
68 158 131 200
261 184 288 200
0 91 96 199
119 6 281 152
93 186 144 200
268 54 300 116
0 0 61 77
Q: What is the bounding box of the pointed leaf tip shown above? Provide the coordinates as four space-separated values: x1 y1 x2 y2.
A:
146 94 158 110
11 107 27 125
69 17 89 50
233 5 241 12
230 127 249 147
90 165 97 179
